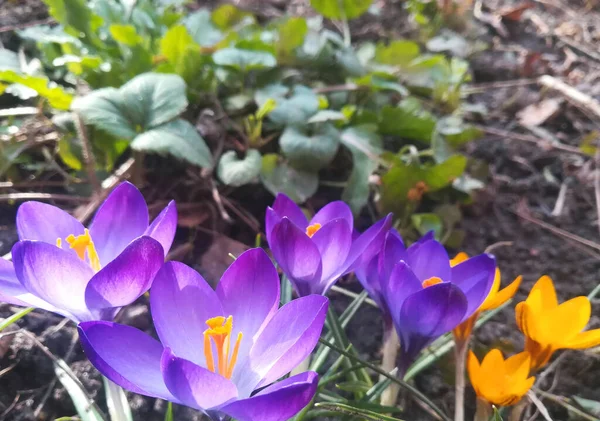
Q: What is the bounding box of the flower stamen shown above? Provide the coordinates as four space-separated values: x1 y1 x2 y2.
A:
58 228 101 272
306 223 322 238
422 277 443 288
203 316 243 379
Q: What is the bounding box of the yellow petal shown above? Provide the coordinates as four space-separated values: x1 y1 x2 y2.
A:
480 349 506 384
467 350 482 396
527 275 557 310
515 301 542 341
546 297 591 343
450 252 469 267
481 275 522 311
564 328 600 349
504 351 531 382
511 376 535 404
525 339 555 371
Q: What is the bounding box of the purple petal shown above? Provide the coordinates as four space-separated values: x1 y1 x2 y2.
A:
397 283 467 367
89 182 149 265
150 261 224 367
160 348 238 410
216 249 280 377
270 218 322 296
16 201 84 243
384 262 424 319
380 230 407 281
343 214 393 273
85 236 164 317
270 194 308 229
415 230 435 245
236 295 328 395
265 208 281 247
12 241 94 321
0 258 57 309
78 321 175 401
406 239 450 283
145 200 177 257
310 219 352 291
310 201 353 229
451 254 496 320
355 254 386 312
221 372 318 421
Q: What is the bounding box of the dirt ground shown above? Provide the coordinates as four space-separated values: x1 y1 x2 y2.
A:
1 0 600 420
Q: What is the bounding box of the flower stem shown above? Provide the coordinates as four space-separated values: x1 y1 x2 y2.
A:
454 337 469 421
380 322 400 407
103 376 133 421
0 307 34 332
474 398 493 421
508 399 528 421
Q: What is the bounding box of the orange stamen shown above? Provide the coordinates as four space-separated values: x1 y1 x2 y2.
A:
306 223 322 238
422 277 443 288
61 228 101 272
203 316 243 379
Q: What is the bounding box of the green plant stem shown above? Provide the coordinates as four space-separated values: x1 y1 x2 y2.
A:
314 402 404 421
453 337 468 421
0 307 34 332
588 283 600 300
508 399 528 421
474 398 493 421
317 338 452 421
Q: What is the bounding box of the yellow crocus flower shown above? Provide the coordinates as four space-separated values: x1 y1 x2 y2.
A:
516 275 600 371
467 349 535 407
451 252 522 343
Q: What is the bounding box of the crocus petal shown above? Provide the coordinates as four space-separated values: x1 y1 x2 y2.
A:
221 372 318 421
564 329 600 349
12 241 94 321
216 248 280 377
450 254 496 320
270 218 322 296
379 230 407 281
344 214 393 273
547 296 591 341
161 348 237 410
0 258 58 309
480 275 522 311
384 261 423 318
355 255 386 311
236 295 328 396
270 193 308 230
310 201 353 229
398 283 467 367
16 201 85 243
150 261 224 368
467 350 482 397
526 276 558 309
78 321 175 401
406 239 451 283
310 219 352 291
89 182 149 265
85 237 164 317
144 200 177 257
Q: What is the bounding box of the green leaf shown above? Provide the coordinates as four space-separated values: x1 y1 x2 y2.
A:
260 154 318 203
340 125 382 215
379 99 437 142
307 110 347 123
211 4 253 29
103 376 133 421
159 25 197 70
217 149 262 187
58 135 82 170
380 161 423 213
72 72 188 137
184 9 224 47
52 54 103 75
336 381 373 393
310 0 373 20
213 48 276 70
375 40 420 66
43 0 97 40
425 155 467 190
164 402 173 421
278 17 308 56
436 116 482 147
109 24 143 46
354 73 409 96
314 402 405 421
255 84 320 127
0 70 73 110
131 119 213 168
55 360 104 421
18 25 79 44
411 213 442 239
280 124 340 172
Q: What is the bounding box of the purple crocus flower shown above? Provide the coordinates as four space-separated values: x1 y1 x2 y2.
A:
357 230 495 371
79 248 327 421
265 193 392 296
0 182 177 322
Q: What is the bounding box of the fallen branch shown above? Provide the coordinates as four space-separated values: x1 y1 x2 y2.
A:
538 75 600 119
